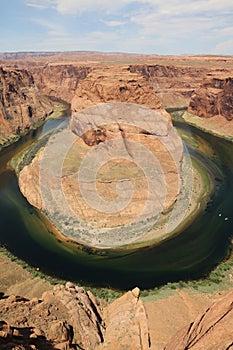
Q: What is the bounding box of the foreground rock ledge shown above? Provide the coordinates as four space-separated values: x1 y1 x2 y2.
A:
0 283 151 350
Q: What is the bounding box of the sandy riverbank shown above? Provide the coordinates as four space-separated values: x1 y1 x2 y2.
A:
183 112 233 141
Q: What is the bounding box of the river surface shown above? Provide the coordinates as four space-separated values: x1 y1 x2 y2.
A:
0 116 232 290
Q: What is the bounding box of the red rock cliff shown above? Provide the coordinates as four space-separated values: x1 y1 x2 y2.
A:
128 64 209 108
188 75 233 120
31 63 92 103
71 65 162 113
0 66 64 144
165 289 233 350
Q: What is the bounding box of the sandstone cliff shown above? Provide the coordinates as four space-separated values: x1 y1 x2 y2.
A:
71 65 162 112
164 289 233 350
128 64 208 108
0 66 65 145
188 75 233 120
129 64 233 108
31 63 92 103
0 283 151 350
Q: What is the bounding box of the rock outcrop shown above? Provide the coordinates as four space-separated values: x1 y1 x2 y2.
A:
99 287 150 350
188 75 233 120
31 63 92 103
164 289 233 350
19 103 183 248
71 65 162 112
129 65 233 109
0 283 150 350
128 64 207 108
0 66 65 144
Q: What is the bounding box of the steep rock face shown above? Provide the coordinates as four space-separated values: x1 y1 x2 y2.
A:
164 289 233 350
71 65 162 112
128 64 209 108
99 287 151 350
0 283 150 350
31 63 92 102
0 66 62 143
188 75 233 120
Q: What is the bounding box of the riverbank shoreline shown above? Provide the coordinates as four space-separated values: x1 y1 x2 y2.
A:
13 131 211 252
183 112 233 142
0 103 69 152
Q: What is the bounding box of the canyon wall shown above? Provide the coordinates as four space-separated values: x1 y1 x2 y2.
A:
128 64 208 107
129 64 233 108
0 66 65 145
31 63 92 103
71 65 162 112
2 57 233 147
188 75 233 120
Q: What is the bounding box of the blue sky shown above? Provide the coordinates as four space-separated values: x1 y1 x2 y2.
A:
1 0 233 55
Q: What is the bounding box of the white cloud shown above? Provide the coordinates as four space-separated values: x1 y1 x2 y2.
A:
29 17 68 37
55 0 130 15
25 0 233 18
23 0 233 54
212 39 233 54
25 0 54 9
102 20 127 27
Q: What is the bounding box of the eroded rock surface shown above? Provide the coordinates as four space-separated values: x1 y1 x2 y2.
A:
0 66 64 144
71 65 162 112
99 287 150 350
31 63 92 103
0 283 104 350
0 283 150 350
19 103 183 248
164 289 233 350
128 64 207 108
188 75 233 120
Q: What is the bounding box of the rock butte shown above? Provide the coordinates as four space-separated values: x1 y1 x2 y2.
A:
19 103 183 248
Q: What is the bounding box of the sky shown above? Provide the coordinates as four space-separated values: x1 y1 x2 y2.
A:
0 0 233 55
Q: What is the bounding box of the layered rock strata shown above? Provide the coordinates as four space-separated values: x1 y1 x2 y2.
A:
128 64 207 108
188 75 233 120
31 63 92 103
71 65 162 112
165 289 233 350
0 66 64 143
